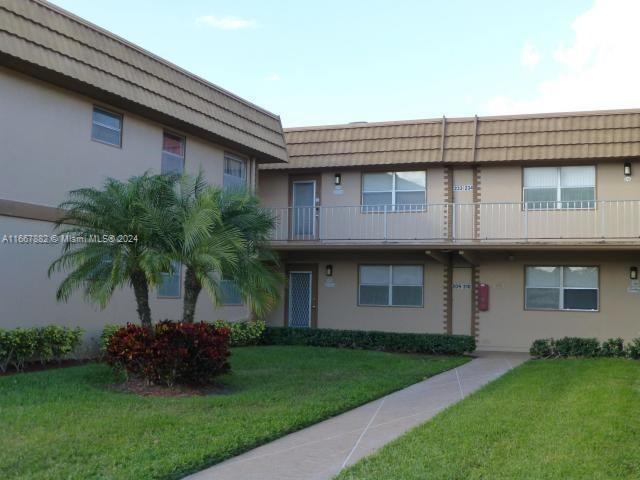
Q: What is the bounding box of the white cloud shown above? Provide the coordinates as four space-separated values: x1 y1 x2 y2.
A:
265 73 281 81
520 41 541 70
196 15 256 30
485 0 640 115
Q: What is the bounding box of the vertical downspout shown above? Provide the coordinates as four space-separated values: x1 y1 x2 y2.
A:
471 115 479 240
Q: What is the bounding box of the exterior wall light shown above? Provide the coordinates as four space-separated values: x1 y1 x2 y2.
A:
624 162 632 177
326 265 333 277
334 173 342 185
631 266 638 280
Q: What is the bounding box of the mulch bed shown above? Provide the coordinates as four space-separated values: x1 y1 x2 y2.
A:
108 377 233 397
0 359 93 377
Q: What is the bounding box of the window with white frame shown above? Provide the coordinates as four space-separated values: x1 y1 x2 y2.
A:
362 171 426 212
523 166 595 209
158 261 181 298
220 277 243 305
359 265 423 307
161 132 185 174
525 266 598 311
91 107 122 147
224 153 247 189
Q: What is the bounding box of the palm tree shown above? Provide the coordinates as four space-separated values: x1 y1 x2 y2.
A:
167 173 246 323
48 173 176 328
169 175 283 322
218 188 283 319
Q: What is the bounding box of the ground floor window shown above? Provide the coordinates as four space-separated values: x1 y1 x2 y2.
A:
359 265 423 307
220 277 243 305
158 261 181 298
525 266 598 311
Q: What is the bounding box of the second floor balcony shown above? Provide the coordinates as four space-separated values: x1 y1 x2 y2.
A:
265 201 640 246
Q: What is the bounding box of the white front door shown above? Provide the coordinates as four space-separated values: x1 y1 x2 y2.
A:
288 271 313 328
292 181 316 239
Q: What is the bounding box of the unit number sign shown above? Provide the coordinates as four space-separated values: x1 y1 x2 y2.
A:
453 185 474 191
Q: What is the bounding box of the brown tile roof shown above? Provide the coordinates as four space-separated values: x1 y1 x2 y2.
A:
0 0 288 163
261 109 640 170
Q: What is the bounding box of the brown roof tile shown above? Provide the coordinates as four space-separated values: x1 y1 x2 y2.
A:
0 0 288 163
262 110 640 170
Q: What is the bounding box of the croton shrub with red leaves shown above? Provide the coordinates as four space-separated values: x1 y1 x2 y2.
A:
106 321 231 386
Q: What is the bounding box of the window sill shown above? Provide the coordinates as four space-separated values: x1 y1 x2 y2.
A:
357 304 424 308
524 307 599 313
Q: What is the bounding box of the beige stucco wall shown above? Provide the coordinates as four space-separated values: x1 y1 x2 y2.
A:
0 218 248 347
0 68 251 344
477 251 640 352
265 252 445 334
259 168 447 240
0 67 251 206
259 168 446 209
479 162 640 203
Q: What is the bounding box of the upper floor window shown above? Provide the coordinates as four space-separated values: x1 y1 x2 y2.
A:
523 166 595 209
362 171 426 212
224 153 247 189
359 264 423 307
91 107 122 147
158 261 181 298
161 132 185 174
525 266 598 311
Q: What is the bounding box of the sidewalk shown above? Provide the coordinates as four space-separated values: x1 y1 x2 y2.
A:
185 352 529 480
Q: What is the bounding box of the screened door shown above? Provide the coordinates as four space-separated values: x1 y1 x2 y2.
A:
292 181 317 239
288 271 313 328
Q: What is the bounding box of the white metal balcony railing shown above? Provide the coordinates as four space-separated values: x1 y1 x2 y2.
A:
265 201 640 243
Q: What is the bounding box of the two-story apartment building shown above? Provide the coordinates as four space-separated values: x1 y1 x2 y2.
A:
3 1 640 353
259 114 640 351
0 0 287 340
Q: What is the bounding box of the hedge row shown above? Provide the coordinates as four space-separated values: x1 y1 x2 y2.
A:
530 337 640 359
0 325 84 372
260 327 476 355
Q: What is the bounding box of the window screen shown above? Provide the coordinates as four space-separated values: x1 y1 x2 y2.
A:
362 171 426 212
525 266 598 310
91 107 122 147
224 153 247 189
523 166 595 209
161 132 185 174
158 261 181 298
359 265 423 306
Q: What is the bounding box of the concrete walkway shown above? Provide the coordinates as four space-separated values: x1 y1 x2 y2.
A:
185 352 529 480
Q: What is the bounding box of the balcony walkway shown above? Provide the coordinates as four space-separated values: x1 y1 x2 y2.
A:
266 201 640 248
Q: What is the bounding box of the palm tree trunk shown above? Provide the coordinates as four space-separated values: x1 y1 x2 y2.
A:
131 270 152 329
183 266 202 323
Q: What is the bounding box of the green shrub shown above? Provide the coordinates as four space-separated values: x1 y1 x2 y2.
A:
100 324 121 352
213 320 266 347
260 327 475 355
0 329 12 373
0 325 84 372
529 336 638 359
37 326 84 364
626 338 640 359
8 328 39 371
601 338 625 357
530 338 553 358
552 337 601 358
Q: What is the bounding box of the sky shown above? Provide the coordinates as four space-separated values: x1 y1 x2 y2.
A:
49 0 640 127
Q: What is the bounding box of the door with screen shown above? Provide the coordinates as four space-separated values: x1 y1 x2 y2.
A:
288 271 313 327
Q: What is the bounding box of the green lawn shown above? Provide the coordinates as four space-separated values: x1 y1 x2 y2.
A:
337 359 640 480
0 346 467 480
